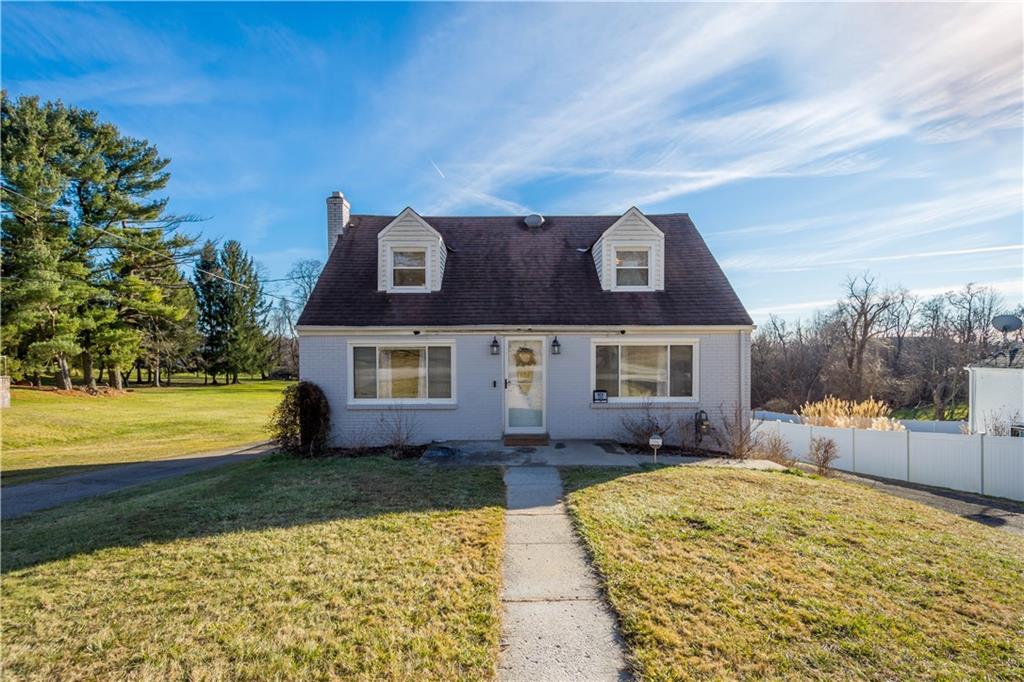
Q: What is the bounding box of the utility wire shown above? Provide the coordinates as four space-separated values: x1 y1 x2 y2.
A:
1 184 304 307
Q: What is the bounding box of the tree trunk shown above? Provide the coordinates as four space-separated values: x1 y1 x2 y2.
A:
166 366 172 385
153 356 161 388
932 386 945 421
56 355 73 391
33 372 42 388
136 364 142 384
110 364 124 391
82 351 97 391
232 372 239 384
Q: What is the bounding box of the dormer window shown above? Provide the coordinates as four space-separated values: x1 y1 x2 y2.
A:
377 208 446 292
614 247 651 289
392 249 427 289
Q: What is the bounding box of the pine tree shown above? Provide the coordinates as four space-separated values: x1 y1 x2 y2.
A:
1 92 92 389
2 92 199 389
220 240 270 383
193 241 230 383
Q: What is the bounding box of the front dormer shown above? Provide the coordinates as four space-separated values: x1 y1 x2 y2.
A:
592 207 665 291
377 207 447 292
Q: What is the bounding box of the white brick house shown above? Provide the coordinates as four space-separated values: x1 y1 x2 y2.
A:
297 192 752 446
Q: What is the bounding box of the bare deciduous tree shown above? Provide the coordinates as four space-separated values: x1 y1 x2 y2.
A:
835 274 896 401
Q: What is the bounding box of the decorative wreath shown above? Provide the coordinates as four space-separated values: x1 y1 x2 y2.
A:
514 346 537 395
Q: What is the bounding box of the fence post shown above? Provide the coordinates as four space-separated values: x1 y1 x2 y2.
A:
980 433 985 496
905 429 911 481
851 427 856 473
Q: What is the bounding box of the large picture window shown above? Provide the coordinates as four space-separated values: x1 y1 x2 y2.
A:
593 342 696 400
352 344 453 402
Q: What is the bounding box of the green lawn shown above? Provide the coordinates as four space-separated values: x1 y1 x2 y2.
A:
891 403 968 421
2 455 505 680
2 380 290 484
563 466 1024 681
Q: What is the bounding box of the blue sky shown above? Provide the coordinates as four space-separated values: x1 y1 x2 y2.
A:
3 2 1022 320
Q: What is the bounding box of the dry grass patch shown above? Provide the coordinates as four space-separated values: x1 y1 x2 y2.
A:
562 466 1024 681
3 456 505 680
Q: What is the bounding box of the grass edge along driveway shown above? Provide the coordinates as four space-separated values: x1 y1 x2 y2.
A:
2 455 505 681
562 465 1024 681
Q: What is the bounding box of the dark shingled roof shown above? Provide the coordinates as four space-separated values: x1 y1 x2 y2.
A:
297 213 752 327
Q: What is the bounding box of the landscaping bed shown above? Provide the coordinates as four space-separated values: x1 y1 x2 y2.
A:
2 456 505 680
562 465 1024 680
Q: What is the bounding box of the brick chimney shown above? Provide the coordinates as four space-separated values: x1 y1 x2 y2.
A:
326 191 350 253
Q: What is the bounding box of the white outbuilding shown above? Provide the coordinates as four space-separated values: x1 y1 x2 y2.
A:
967 346 1024 435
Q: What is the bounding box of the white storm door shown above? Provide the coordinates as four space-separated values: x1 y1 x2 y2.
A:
504 337 546 434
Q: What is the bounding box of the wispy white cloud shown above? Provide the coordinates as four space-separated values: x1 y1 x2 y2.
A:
376 3 1021 214
717 181 1023 272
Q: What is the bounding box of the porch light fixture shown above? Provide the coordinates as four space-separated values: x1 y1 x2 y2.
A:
490 336 500 355
551 336 561 355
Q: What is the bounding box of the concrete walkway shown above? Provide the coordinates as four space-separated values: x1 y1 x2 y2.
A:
499 466 630 681
2 442 275 520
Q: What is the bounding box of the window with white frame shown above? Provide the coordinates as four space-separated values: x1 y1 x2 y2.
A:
594 342 696 400
613 247 650 288
391 249 428 289
352 344 453 401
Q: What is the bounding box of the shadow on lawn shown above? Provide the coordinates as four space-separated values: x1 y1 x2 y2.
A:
1 454 505 573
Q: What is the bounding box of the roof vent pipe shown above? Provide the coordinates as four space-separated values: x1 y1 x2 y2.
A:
524 213 545 229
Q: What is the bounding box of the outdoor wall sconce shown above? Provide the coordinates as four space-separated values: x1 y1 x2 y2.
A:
551 336 561 355
490 336 500 355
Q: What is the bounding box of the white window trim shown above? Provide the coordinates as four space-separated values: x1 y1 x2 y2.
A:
590 338 699 403
611 245 654 292
347 340 456 405
386 244 431 293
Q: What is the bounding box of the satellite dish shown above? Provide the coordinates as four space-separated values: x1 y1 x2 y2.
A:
992 314 1023 334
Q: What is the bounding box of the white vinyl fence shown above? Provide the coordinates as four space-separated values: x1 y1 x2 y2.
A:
755 419 1024 501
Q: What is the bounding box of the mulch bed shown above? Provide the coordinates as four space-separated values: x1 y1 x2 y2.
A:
326 444 429 460
618 442 726 458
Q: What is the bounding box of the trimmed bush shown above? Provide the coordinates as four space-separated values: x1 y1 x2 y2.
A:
268 381 331 457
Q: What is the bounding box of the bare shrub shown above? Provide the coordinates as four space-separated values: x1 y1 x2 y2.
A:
378 406 421 458
712 404 762 459
799 395 904 431
620 401 673 446
756 432 793 465
809 436 839 475
676 413 698 450
983 409 1022 436
338 421 376 456
267 381 331 458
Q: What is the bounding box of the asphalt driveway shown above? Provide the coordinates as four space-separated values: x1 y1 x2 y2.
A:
1 442 275 520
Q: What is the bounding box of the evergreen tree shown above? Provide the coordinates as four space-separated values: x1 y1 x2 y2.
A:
2 92 198 389
220 240 270 383
1 92 91 389
193 240 230 383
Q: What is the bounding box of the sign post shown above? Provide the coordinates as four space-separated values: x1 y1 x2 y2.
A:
649 434 662 463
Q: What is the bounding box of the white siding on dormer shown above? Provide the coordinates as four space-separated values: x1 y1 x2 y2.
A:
377 208 446 292
593 207 665 291
591 239 604 286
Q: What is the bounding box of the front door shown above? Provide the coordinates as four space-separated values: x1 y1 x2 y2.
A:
504 337 546 434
